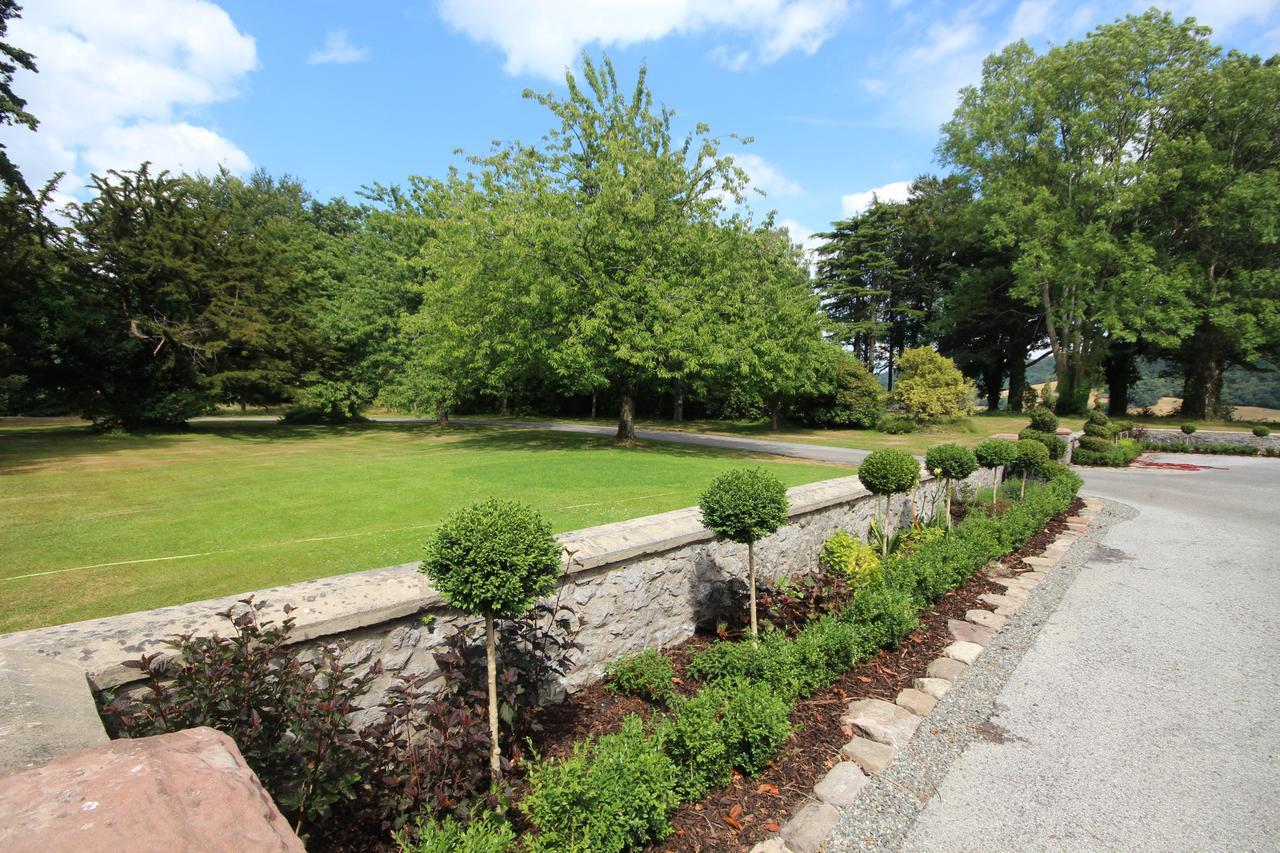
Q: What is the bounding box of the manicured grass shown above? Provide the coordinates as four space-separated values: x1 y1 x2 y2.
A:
0 423 848 633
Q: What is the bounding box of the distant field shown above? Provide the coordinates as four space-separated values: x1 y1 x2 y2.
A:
0 423 848 633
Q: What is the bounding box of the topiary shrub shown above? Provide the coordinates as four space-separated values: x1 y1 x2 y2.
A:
1017 427 1067 460
699 469 790 637
604 649 676 706
1008 438 1050 498
1086 409 1109 426
521 715 680 853
422 499 563 778
1074 437 1142 466
974 439 1017 504
1253 425 1271 438
925 443 978 528
858 449 921 556
1181 422 1197 435
890 347 976 423
819 530 882 591
876 413 916 434
1028 406 1059 433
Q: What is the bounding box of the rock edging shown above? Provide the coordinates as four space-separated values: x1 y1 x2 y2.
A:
751 499 1102 853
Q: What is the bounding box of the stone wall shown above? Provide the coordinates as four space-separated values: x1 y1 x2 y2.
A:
0 469 981 732
1134 427 1279 451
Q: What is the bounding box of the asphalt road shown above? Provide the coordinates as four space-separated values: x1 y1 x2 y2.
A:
190 415 872 467
897 454 1280 851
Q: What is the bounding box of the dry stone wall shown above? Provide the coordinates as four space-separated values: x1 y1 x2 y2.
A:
0 470 983 726
1136 427 1279 451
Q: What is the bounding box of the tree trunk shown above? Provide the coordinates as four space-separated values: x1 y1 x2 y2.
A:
1105 342 1136 417
239 399 247 414
673 380 685 422
1007 349 1027 414
1181 334 1223 420
499 395 510 417
435 400 449 427
768 399 782 431
747 540 758 638
616 382 636 440
983 359 1004 412
590 388 598 420
485 612 500 781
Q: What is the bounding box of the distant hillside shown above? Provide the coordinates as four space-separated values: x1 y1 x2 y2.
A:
1017 356 1280 410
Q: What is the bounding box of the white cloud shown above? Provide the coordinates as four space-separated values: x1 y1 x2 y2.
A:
307 30 370 65
436 0 851 78
6 0 256 197
779 216 825 264
840 180 911 217
1169 0 1280 33
735 153 804 198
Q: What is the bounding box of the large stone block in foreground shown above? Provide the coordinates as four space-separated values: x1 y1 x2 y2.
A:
0 727 304 853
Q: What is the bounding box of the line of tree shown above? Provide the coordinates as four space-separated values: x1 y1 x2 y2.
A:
2 7 1277 429
815 10 1279 417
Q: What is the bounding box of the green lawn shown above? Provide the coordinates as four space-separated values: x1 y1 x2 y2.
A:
0 423 848 633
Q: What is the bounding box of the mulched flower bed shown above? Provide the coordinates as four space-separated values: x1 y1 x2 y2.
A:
513 497 1086 851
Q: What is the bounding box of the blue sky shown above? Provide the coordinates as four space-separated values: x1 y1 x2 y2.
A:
7 1 1280 247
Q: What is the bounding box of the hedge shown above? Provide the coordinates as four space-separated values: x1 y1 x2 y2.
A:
1139 440 1261 457
519 465 1082 850
1074 437 1142 466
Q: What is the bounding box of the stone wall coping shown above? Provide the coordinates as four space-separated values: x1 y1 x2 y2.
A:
0 473 891 691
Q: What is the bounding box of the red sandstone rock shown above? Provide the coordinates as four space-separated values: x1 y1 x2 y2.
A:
0 727 304 853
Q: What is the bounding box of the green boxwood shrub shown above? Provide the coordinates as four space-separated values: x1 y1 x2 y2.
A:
1140 440 1260 456
974 438 1017 501
925 443 978 529
1086 409 1109 426
1253 425 1271 438
716 679 792 776
1181 422 1198 434
396 811 516 853
1018 428 1067 460
876 413 916 434
653 691 732 800
604 649 675 706
1028 406 1059 433
522 716 680 853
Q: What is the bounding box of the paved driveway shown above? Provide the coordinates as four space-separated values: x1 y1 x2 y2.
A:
896 455 1280 851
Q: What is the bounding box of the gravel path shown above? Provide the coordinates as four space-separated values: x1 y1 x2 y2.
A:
831 454 1280 851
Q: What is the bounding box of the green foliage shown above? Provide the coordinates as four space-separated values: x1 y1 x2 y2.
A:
1254 425 1272 437
653 690 732 800
1139 440 1261 456
521 716 680 853
396 811 516 853
698 468 789 545
1086 409 1109 426
925 443 978 481
876 413 917 434
1009 438 1050 474
1181 423 1198 434
421 499 562 618
890 347 976 423
800 351 886 429
974 438 1017 469
1028 406 1059 432
819 531 882 591
604 649 676 706
1018 428 1067 460
1074 437 1142 466
716 679 792 776
896 523 945 556
858 449 921 495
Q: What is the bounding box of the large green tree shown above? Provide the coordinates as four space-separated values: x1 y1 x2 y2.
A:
941 11 1218 414
0 0 37 193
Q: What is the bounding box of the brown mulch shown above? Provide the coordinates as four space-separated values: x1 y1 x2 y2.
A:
513 500 1083 851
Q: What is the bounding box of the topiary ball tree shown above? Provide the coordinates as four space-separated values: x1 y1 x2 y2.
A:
422 499 562 779
699 469 790 638
1028 406 1059 434
924 443 978 529
1009 438 1050 498
857 449 921 556
974 438 1018 505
